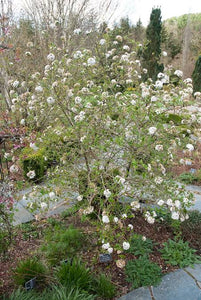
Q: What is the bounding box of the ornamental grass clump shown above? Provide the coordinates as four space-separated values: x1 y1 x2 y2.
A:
55 259 93 292
13 257 48 288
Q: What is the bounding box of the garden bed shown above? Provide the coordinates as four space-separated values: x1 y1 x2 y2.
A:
1 210 201 299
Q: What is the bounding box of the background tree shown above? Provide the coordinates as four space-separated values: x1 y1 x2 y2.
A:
192 55 201 94
142 7 164 81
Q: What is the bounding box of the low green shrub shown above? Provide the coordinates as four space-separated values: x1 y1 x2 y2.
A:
93 274 116 299
55 259 93 292
125 257 162 289
13 257 48 287
178 172 199 184
160 239 201 268
128 234 154 257
42 225 83 265
20 147 46 182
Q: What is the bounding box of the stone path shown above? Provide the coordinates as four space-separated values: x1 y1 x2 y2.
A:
12 183 201 300
119 184 201 300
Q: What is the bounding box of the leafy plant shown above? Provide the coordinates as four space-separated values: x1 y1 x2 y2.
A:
160 239 201 268
93 274 116 299
125 257 162 289
55 259 93 292
13 257 48 287
42 225 84 265
179 172 199 184
128 234 154 257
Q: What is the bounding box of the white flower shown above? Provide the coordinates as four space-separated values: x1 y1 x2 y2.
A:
116 35 123 42
20 119 25 125
73 28 81 35
171 211 180 220
162 51 167 57
41 202 48 209
104 189 111 199
128 224 133 229
131 99 136 105
30 142 38 151
83 206 94 215
102 215 110 223
47 53 55 61
87 57 96 66
73 51 83 59
114 217 119 223
158 72 164 79
25 51 32 56
157 199 164 206
99 39 106 45
174 200 181 208
26 170 36 179
142 236 146 241
10 164 19 173
131 201 140 211
102 242 110 250
166 198 173 206
123 242 130 250
186 144 194 151
77 195 83 201
4 152 10 159
49 192 56 199
75 96 82 104
155 80 163 89
148 127 157 135
80 136 86 142
108 247 113 254
155 144 163 151
147 216 155 224
122 214 127 219
174 70 183 78
12 80 19 88
47 97 55 104
35 86 43 93
123 45 130 51
154 177 163 184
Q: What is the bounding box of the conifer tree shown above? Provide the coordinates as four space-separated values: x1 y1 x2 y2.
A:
142 8 164 81
192 55 201 94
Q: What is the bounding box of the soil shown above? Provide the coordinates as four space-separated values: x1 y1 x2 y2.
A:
1 212 200 299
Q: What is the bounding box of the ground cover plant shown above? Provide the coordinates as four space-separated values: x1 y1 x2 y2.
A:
1 6 201 300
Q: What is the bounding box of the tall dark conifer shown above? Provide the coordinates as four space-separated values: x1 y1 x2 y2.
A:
192 55 201 94
142 8 164 81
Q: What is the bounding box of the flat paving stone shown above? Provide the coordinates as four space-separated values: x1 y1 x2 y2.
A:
118 286 151 300
152 269 201 300
184 264 201 282
13 202 34 226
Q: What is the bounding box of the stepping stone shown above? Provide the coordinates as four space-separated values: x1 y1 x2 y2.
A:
152 269 201 300
184 265 201 282
118 286 151 300
13 202 34 226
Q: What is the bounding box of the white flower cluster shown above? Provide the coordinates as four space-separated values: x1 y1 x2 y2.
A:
74 111 85 122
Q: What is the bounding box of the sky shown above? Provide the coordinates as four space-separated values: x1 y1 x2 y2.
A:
11 0 201 26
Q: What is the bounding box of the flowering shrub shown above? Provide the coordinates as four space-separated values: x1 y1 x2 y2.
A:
3 33 198 254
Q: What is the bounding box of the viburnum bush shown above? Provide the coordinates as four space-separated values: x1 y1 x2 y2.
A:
4 33 199 253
